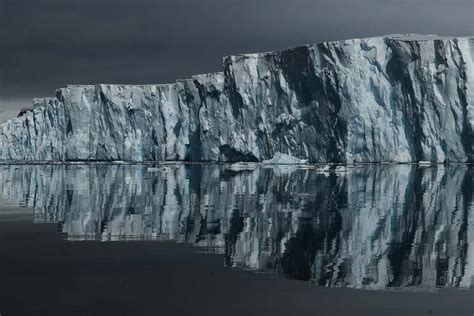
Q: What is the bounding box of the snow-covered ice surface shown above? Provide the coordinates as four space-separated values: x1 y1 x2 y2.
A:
1 34 473 163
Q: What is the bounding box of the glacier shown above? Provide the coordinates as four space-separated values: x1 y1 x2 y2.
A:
1 34 473 163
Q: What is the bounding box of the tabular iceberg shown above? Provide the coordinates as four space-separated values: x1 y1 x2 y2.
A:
1 34 473 162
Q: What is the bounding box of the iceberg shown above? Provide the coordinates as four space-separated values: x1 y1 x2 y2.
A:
1 34 473 163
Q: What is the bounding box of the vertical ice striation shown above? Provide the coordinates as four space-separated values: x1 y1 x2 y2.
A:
1 34 473 162
223 35 474 162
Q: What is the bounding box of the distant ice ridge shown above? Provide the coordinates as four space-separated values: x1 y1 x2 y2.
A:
1 34 473 163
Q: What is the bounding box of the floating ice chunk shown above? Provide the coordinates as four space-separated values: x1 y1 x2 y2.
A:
315 165 331 177
335 166 346 172
316 165 331 172
335 165 348 176
226 162 258 171
418 161 432 165
263 152 308 165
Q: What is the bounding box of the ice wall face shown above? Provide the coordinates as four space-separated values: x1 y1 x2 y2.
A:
1 34 473 162
176 73 232 161
0 98 65 160
0 74 230 161
59 83 187 161
224 35 474 162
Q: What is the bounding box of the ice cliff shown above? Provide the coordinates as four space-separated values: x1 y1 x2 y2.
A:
1 34 473 162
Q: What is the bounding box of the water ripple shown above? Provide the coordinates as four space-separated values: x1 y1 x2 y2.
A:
0 163 473 291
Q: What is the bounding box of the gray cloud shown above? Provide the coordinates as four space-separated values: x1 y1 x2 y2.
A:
1 0 473 113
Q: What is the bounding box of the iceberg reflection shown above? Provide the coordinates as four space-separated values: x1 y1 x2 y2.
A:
0 163 473 291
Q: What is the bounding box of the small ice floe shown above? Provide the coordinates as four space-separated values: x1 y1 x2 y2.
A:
334 165 347 176
316 164 331 177
262 152 308 165
418 161 432 166
112 160 128 164
226 162 258 171
317 165 331 172
67 161 83 165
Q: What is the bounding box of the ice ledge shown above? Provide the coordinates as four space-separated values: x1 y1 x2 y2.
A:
224 33 474 60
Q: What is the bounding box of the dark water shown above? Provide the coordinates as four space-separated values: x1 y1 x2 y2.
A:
0 163 473 315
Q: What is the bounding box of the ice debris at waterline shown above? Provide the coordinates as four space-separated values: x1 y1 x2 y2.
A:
1 34 474 163
263 152 308 164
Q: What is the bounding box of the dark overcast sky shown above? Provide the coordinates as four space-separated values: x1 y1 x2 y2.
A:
0 0 473 117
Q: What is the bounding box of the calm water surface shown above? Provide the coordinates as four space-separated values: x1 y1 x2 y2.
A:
1 163 473 294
